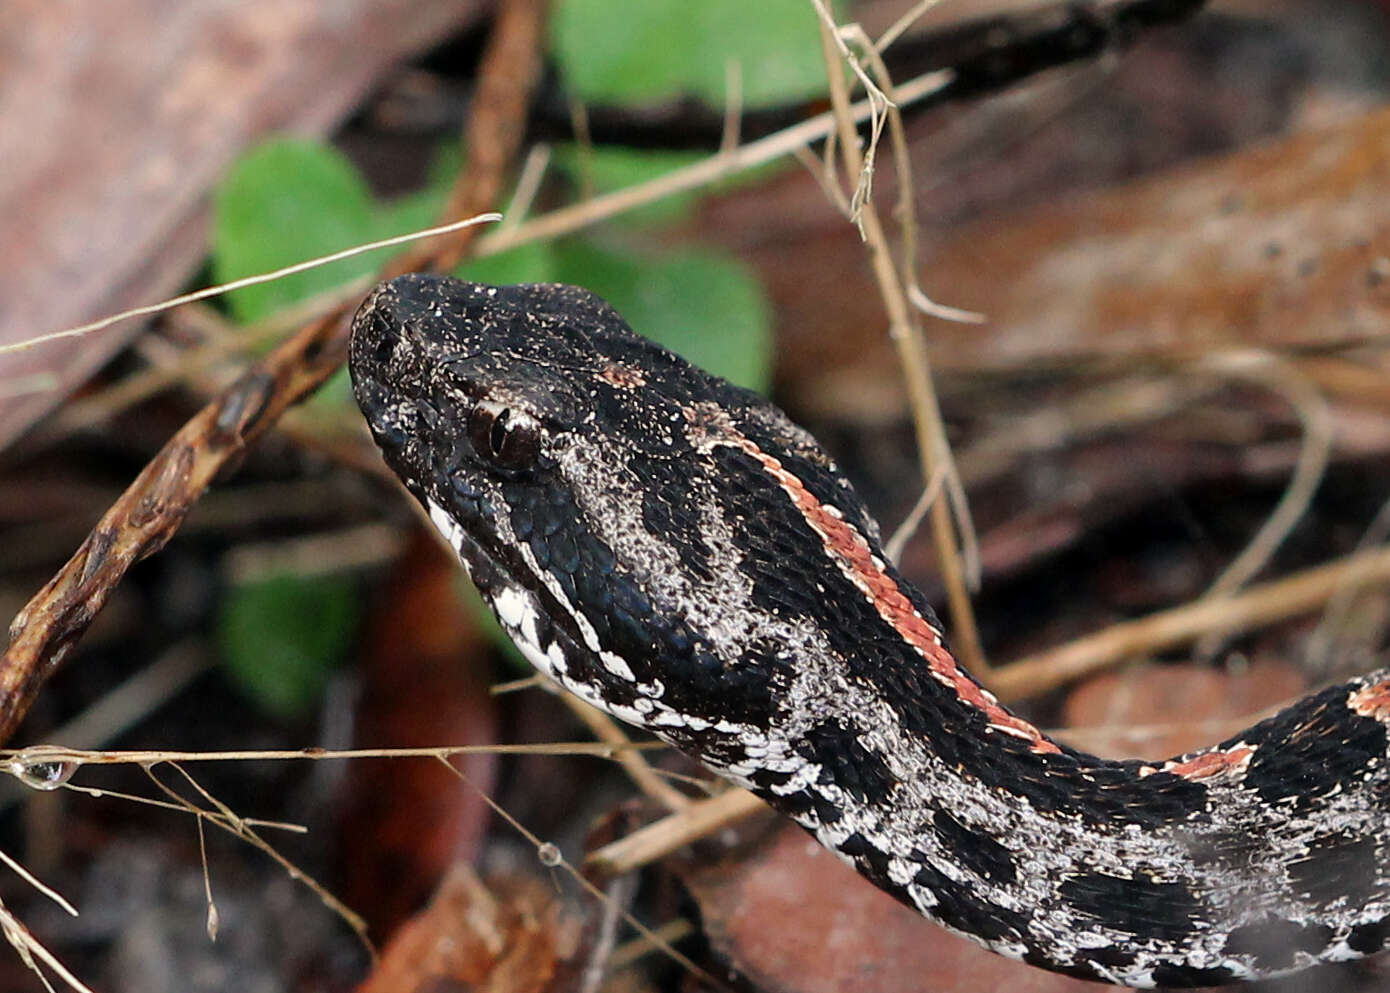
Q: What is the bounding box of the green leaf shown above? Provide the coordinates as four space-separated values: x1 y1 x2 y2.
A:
213 140 378 324
552 242 772 392
217 573 358 720
213 138 464 414
212 139 457 325
552 0 833 108
552 146 706 226
454 240 560 288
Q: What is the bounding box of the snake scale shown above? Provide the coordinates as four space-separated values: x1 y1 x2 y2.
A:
349 273 1390 988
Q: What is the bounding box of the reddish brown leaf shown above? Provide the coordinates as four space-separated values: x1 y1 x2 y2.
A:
682 824 1113 993
341 533 500 937
916 105 1390 371
1062 657 1309 760
355 862 582 993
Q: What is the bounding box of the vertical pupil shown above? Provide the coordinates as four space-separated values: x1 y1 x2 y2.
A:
490 409 510 456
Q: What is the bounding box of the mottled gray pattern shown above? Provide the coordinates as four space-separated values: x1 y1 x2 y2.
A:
350 274 1390 988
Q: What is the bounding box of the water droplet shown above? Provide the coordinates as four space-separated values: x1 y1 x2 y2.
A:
537 842 562 867
8 754 78 791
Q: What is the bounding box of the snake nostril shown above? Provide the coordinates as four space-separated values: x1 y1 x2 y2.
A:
370 313 398 367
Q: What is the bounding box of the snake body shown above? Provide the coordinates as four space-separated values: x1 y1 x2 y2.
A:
349 273 1390 987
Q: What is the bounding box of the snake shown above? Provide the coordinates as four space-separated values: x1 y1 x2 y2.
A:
348 272 1390 988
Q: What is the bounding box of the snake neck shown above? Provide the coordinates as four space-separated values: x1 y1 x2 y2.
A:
350 274 1390 989
540 414 1390 988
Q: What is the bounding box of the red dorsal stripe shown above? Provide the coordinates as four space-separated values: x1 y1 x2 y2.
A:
1160 745 1255 781
736 438 1061 756
1351 679 1390 723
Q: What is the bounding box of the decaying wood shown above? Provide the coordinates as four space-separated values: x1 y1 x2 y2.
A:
0 0 485 450
0 0 547 745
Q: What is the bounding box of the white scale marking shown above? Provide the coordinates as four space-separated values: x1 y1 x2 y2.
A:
515 541 638 683
428 499 568 680
428 504 779 759
492 585 531 633
496 587 564 677
430 497 644 687
428 499 468 557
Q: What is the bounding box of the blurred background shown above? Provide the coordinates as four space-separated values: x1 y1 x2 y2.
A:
3 1 1390 990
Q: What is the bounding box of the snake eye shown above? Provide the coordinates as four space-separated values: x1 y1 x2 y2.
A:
467 402 541 471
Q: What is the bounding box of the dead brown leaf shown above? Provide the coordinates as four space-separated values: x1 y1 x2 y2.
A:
355 862 583 993
681 824 1113 993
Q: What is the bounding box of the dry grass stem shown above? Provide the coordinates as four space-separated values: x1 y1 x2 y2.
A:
499 142 553 229
585 788 766 876
789 142 850 213
885 462 948 565
839 21 983 327
1 216 500 358
195 814 219 940
568 97 596 202
609 918 697 970
875 0 947 52
477 69 951 258
436 758 728 992
489 673 549 695
145 761 371 949
955 373 1207 486
0 896 95 993
814 9 987 674
720 60 744 156
907 282 987 324
810 0 890 221
0 373 59 401
994 544 1390 700
1308 489 1390 665
221 522 407 584
0 850 77 918
40 292 349 443
1196 351 1333 600
578 872 637 993
563 696 691 812
51 781 306 834
0 741 662 769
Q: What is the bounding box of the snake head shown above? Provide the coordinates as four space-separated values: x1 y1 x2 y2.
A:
348 274 772 726
349 273 887 759
348 271 735 525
